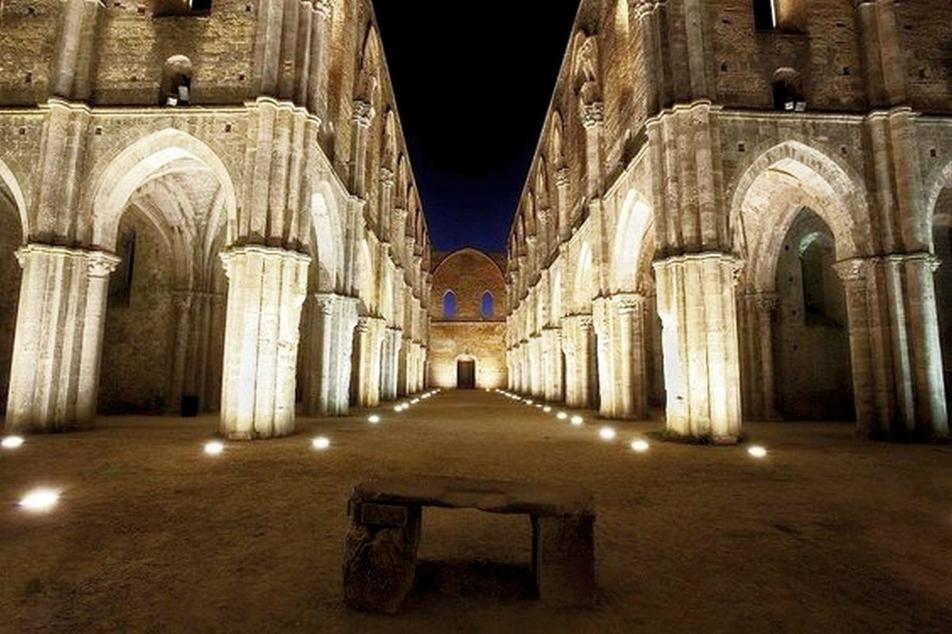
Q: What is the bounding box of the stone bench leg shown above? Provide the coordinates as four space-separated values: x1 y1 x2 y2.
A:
343 503 421 614
531 514 595 607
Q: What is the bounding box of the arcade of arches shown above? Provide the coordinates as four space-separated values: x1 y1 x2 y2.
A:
0 0 431 440
1 0 951 447
506 0 952 444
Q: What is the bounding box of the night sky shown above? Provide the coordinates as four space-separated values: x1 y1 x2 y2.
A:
372 1 581 254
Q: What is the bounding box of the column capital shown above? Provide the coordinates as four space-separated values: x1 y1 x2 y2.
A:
352 99 375 127
580 101 605 129
313 0 333 18
380 167 395 186
15 244 120 278
555 166 571 187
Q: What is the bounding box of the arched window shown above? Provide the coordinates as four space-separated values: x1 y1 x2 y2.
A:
442 291 457 319
773 68 805 111
161 55 193 106
480 292 494 319
753 0 778 31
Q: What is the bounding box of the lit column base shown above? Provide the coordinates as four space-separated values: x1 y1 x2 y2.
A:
219 246 310 440
837 254 949 440
301 292 359 417
593 293 648 420
528 334 544 398
654 253 743 443
541 327 563 402
380 327 403 401
5 245 119 433
352 316 386 407
561 315 596 409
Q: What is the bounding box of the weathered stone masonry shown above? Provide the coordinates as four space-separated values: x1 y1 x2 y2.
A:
0 0 432 439
507 0 952 442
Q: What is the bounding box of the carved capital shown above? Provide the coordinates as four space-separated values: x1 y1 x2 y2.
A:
86 251 121 278
352 99 375 127
580 101 605 129
380 167 395 186
834 257 874 283
314 0 333 18
555 166 571 188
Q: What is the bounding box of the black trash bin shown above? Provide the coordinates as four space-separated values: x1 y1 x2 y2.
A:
181 395 200 418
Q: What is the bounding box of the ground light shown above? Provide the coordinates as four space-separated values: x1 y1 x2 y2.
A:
556 412 568 420
543 406 552 413
204 441 225 456
630 439 650 453
411 399 420 404
19 488 60 512
748 446 768 459
599 427 617 441
2 435 24 449
368 415 381 425
312 437 331 451
571 415 585 427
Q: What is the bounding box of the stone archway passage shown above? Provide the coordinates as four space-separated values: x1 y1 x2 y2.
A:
457 359 476 389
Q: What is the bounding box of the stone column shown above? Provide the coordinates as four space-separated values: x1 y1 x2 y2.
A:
380 327 403 401
51 0 102 101
219 246 310 440
302 292 358 416
837 255 949 440
350 100 375 198
397 334 411 397
562 315 595 409
555 167 571 243
594 293 649 420
306 0 333 118
654 253 743 443
541 326 564 403
528 334 544 398
737 293 779 421
352 316 386 408
167 291 194 415
6 245 119 433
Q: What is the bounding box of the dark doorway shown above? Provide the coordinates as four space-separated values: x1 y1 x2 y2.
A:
457 359 476 389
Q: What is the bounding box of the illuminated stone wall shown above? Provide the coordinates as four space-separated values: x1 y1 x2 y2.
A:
0 0 433 438
429 249 507 389
507 0 952 443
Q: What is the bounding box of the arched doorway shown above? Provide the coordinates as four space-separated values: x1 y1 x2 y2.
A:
457 356 476 389
773 208 853 420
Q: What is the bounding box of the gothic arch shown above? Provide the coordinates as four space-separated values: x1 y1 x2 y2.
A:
309 182 345 293
925 157 952 230
87 129 238 252
0 157 28 240
610 188 653 292
574 241 595 312
730 141 869 292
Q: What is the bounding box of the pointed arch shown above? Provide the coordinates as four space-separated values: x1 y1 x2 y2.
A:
0 158 28 240
87 128 238 251
730 141 870 292
309 180 345 292
611 189 653 292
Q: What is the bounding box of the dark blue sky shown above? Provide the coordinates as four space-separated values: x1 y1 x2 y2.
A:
373 1 580 253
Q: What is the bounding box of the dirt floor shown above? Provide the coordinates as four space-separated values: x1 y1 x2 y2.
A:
1 390 951 633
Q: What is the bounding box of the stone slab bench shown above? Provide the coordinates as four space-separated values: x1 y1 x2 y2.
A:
342 475 596 613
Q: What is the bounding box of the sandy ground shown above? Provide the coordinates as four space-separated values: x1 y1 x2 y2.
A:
1 390 951 633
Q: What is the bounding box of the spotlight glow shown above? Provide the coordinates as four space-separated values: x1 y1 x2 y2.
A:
556 412 568 420
571 416 585 427
204 441 224 456
411 399 420 404
599 427 617 441
312 436 331 451
526 400 534 405
630 439 650 453
748 446 768 459
2 435 24 449
543 406 552 413
19 488 60 512
368 415 381 425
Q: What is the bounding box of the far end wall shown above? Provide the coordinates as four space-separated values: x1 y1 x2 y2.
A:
429 321 506 389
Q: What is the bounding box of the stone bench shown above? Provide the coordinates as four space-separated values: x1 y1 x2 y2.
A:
342 475 596 613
